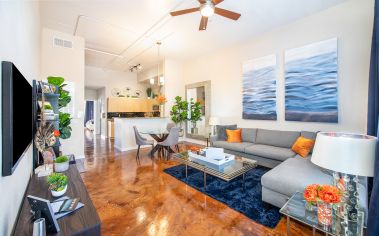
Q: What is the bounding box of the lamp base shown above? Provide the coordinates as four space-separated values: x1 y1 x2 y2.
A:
333 172 364 236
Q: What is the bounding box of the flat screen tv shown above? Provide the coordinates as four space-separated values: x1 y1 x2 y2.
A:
2 61 32 176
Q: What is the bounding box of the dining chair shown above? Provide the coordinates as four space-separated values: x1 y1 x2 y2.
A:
158 127 180 158
133 126 154 160
166 122 176 132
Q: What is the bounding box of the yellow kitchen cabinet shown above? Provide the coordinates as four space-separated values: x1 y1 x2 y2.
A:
107 98 158 112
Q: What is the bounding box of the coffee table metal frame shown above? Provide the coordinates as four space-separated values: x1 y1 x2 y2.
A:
173 152 257 190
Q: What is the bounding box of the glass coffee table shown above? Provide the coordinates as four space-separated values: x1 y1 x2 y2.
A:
280 192 364 236
172 152 257 190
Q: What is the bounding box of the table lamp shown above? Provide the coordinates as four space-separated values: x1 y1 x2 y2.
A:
311 132 377 234
208 117 219 136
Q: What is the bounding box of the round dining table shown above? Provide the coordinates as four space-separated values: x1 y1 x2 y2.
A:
139 128 175 157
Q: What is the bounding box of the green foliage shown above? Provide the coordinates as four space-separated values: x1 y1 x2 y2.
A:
189 98 203 123
55 155 69 163
47 173 68 191
170 96 188 124
59 112 72 139
44 104 53 110
146 87 152 98
48 76 71 109
48 76 72 139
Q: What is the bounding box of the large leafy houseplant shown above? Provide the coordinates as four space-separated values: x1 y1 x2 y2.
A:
48 76 72 139
170 96 188 127
189 98 203 129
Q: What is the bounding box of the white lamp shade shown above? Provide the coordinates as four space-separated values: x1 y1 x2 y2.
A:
311 132 377 177
209 117 219 126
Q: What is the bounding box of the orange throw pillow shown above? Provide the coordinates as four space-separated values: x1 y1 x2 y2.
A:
291 136 315 158
226 129 242 143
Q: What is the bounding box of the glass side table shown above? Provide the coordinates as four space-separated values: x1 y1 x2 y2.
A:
280 192 364 236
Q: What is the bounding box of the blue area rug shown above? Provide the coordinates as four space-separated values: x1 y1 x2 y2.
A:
164 165 281 228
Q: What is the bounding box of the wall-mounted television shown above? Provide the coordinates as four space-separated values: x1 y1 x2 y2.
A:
2 61 33 176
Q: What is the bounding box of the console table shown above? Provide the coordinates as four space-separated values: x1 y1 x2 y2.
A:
13 164 101 235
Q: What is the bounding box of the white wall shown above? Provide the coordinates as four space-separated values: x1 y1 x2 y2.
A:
41 28 85 158
164 59 185 116
183 0 374 133
85 65 148 99
85 88 98 100
0 1 40 235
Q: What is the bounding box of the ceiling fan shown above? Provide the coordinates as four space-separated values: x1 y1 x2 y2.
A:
170 0 241 31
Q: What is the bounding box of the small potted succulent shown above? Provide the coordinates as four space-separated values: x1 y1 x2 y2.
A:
54 155 69 172
47 173 68 197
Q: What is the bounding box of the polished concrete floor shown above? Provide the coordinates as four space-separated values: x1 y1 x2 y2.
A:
81 131 318 235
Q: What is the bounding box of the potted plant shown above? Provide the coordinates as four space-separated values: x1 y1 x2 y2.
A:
170 96 188 131
47 76 72 139
146 87 152 99
54 155 69 172
47 173 68 197
189 98 203 134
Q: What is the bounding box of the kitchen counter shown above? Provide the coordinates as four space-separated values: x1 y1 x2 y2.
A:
114 117 169 151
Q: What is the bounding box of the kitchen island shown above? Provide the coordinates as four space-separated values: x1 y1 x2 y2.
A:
114 117 169 151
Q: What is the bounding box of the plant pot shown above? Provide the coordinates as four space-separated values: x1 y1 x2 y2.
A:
51 185 67 197
191 127 198 134
54 161 69 172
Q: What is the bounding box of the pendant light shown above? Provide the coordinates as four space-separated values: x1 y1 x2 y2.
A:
156 41 164 86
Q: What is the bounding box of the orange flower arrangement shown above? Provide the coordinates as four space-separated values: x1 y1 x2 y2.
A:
318 185 341 203
304 184 341 204
156 95 167 104
304 184 319 203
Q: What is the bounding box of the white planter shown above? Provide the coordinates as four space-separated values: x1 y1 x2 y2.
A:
54 161 69 172
51 185 67 197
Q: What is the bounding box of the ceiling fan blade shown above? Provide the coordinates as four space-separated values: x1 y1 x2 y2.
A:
212 0 224 5
198 0 206 3
170 7 199 16
199 16 208 31
214 7 241 20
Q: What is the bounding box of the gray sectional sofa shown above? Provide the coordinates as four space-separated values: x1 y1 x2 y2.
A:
210 127 368 216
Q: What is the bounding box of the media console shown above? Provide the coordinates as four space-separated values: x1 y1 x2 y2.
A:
13 164 101 235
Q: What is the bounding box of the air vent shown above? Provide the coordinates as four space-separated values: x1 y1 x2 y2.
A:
53 37 73 48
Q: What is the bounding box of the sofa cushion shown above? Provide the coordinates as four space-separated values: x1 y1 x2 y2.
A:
300 131 318 153
216 125 237 141
261 157 333 197
226 129 242 143
256 129 300 148
245 144 296 161
241 128 257 143
213 141 253 153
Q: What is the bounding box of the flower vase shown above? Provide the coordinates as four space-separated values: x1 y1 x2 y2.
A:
305 201 317 212
317 202 333 227
159 104 165 117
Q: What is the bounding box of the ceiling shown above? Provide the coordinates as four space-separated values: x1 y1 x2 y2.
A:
40 0 346 72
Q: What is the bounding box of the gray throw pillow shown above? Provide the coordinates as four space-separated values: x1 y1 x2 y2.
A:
216 125 237 141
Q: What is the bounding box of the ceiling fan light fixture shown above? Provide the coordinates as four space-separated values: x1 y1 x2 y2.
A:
200 2 215 17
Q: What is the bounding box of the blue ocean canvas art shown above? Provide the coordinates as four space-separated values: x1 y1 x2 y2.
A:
242 55 277 120
285 38 338 123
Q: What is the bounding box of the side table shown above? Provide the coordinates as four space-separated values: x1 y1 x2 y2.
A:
280 192 364 236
